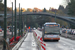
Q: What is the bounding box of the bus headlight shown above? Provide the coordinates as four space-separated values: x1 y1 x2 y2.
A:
57 35 60 37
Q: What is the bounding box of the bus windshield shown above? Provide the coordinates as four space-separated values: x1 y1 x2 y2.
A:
45 27 60 34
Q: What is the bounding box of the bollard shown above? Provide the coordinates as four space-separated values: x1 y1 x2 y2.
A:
33 31 46 50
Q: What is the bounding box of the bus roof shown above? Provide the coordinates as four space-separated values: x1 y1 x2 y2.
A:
44 22 57 25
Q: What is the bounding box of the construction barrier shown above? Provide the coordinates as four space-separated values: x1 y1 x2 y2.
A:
33 31 46 50
33 31 41 50
38 36 46 50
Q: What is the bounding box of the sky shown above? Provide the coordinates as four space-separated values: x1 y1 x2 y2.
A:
3 0 67 10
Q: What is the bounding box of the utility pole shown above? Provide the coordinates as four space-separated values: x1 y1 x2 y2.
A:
21 8 23 36
19 3 20 36
12 2 13 37
14 0 17 41
3 0 7 50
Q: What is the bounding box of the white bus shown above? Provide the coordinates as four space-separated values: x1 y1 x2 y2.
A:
42 22 60 41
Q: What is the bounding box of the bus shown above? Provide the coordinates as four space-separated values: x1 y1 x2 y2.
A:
42 22 60 41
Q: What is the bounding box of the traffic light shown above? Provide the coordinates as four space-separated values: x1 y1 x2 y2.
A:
28 27 30 29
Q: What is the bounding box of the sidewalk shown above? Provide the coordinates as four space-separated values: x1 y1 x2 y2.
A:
18 32 38 50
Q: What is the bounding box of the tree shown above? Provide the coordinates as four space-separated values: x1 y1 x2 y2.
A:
33 7 42 12
43 8 46 12
38 9 42 12
22 8 26 12
57 10 65 15
27 8 33 12
58 5 64 10
64 5 69 14
68 0 75 16
16 8 26 12
33 7 39 12
0 3 4 11
58 5 65 13
0 3 12 11
16 8 19 12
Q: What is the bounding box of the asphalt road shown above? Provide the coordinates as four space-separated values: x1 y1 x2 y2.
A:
34 29 75 50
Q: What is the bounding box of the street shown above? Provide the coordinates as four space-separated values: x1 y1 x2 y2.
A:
34 29 75 50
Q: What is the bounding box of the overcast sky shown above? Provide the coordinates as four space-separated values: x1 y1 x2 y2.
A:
2 0 68 10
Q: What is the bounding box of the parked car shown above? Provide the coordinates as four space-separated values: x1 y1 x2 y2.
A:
71 30 75 35
0 28 2 32
62 28 66 33
62 30 66 33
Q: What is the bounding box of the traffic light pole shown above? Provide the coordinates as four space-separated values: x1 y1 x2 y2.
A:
3 0 7 50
